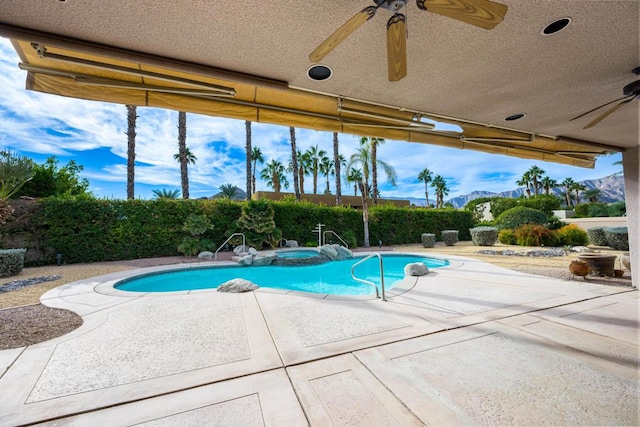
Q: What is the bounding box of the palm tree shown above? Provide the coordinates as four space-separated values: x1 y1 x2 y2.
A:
571 182 587 204
173 111 195 199
346 145 397 247
540 176 558 195
320 156 334 194
289 127 300 200
417 168 433 207
517 171 532 198
219 183 238 199
584 188 602 203
260 160 289 193
306 144 327 194
561 177 575 207
346 168 363 196
360 136 386 204
526 165 545 196
152 188 180 199
432 175 449 208
126 105 137 199
245 121 252 200
296 150 311 194
250 146 265 194
333 132 343 205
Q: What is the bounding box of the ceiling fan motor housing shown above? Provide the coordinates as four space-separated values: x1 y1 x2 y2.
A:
376 0 408 12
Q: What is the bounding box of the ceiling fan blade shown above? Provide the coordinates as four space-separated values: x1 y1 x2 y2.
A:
387 13 407 82
417 0 507 30
309 6 378 63
570 94 633 122
583 96 636 129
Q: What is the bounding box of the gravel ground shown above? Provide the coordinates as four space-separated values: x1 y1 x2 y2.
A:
0 245 633 350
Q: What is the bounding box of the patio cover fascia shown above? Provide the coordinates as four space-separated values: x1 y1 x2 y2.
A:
3 25 621 168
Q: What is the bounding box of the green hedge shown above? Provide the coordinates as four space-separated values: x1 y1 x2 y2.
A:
368 206 473 245
1 198 474 265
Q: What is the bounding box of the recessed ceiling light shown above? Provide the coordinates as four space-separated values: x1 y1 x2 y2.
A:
307 65 333 81
504 113 526 121
542 18 571 35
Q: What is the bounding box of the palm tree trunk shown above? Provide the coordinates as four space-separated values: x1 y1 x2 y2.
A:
424 182 429 208
252 159 257 195
333 132 342 205
289 127 300 200
313 162 318 194
359 181 370 247
371 141 378 205
126 105 137 200
245 121 252 200
565 187 572 207
299 169 305 194
178 112 189 199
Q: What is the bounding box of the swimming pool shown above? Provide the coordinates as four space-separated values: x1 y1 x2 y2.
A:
116 254 448 296
274 249 320 259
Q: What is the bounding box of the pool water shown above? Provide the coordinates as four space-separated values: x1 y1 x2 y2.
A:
275 249 320 259
116 254 448 296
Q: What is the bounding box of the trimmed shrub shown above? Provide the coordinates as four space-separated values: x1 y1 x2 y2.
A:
494 206 548 230
608 201 626 217
441 230 459 246
555 224 588 246
470 226 498 246
490 195 561 217
546 215 563 230
587 227 608 246
604 227 629 251
514 224 557 247
421 233 436 248
0 248 26 277
498 229 517 245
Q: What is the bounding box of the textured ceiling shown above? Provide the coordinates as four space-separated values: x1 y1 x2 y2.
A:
1 0 638 150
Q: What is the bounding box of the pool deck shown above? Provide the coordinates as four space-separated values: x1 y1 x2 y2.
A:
1 253 638 426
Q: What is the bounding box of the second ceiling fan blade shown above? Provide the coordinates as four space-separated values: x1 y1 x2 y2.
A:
387 13 407 82
583 96 636 129
309 6 378 63
417 0 508 30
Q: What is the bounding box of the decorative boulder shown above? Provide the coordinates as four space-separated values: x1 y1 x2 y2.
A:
285 240 299 248
335 245 353 260
197 251 214 260
217 278 259 293
239 254 254 265
319 244 339 261
252 254 276 266
233 245 249 255
404 262 429 276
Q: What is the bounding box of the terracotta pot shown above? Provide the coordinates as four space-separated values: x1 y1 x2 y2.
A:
569 260 590 278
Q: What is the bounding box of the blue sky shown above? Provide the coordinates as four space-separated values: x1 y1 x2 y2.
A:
0 38 622 201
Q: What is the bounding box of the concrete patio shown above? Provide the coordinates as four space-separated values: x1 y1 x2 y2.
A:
0 253 637 426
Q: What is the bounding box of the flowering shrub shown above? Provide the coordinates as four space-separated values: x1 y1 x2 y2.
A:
514 224 557 247
556 224 588 246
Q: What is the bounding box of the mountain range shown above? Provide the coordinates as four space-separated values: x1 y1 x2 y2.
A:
404 174 626 209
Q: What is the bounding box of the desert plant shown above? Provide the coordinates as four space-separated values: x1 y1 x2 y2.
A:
546 215 564 230
441 230 459 246
494 206 548 230
470 226 498 246
608 201 626 217
603 227 629 251
555 224 589 246
177 237 202 257
0 248 26 277
182 214 213 237
514 224 557 247
498 229 517 245
587 227 608 246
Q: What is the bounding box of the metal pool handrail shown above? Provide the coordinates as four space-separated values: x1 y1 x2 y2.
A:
322 230 349 248
350 253 386 301
214 233 246 261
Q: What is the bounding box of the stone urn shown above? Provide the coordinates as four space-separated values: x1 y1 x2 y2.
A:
421 233 436 248
577 254 617 277
620 252 631 272
569 260 590 279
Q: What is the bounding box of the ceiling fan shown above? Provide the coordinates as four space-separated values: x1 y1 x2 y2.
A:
308 0 508 82
570 67 640 129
